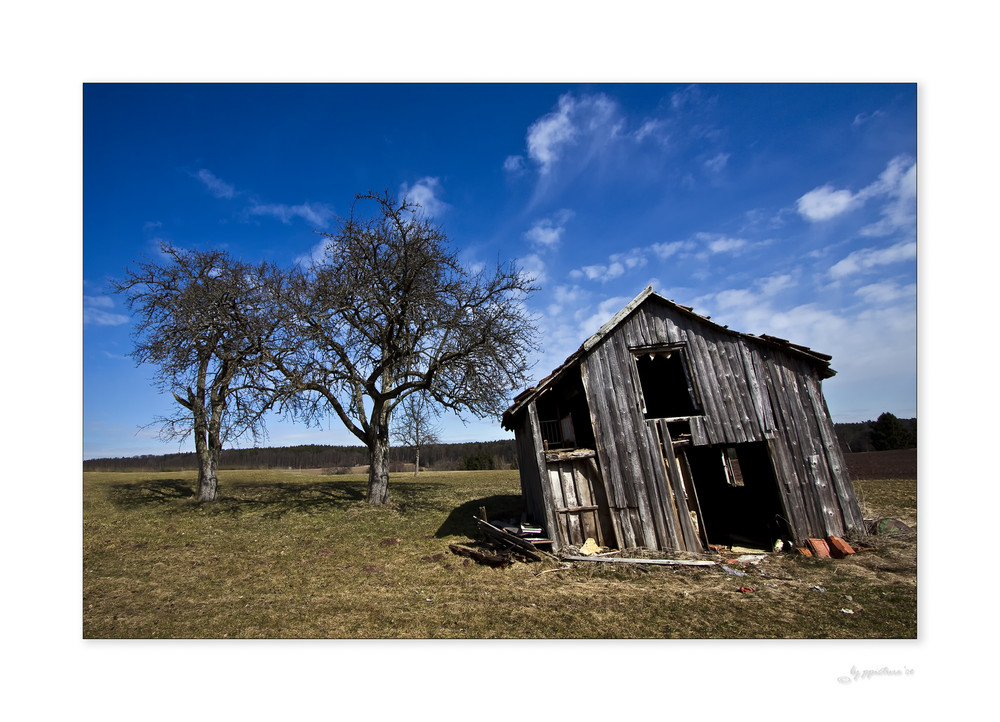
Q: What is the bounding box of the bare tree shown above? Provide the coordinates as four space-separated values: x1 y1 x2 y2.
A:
272 190 537 505
391 392 441 476
113 244 281 501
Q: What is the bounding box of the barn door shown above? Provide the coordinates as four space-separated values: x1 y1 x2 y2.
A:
546 452 616 548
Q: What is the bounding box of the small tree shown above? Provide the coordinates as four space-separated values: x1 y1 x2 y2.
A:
114 244 281 501
870 412 916 451
391 392 441 476
272 190 537 505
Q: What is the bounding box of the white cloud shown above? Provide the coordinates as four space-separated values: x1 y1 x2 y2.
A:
855 280 917 304
524 209 574 249
829 240 916 279
758 273 797 296
546 284 587 317
852 110 884 127
518 253 548 284
796 185 860 221
651 241 691 259
707 236 746 254
503 155 525 173
704 152 730 173
570 247 647 283
249 201 335 227
84 295 128 326
196 169 236 199
399 177 447 217
796 155 916 226
525 93 620 175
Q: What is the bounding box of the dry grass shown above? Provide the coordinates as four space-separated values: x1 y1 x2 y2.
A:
83 469 915 638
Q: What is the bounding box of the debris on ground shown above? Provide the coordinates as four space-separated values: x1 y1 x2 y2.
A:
866 518 913 537
562 555 716 567
828 536 856 558
807 538 832 557
738 586 755 593
721 565 748 577
578 538 601 556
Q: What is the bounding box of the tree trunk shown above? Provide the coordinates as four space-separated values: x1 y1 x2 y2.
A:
414 446 420 477
367 419 391 505
197 447 220 502
194 431 220 502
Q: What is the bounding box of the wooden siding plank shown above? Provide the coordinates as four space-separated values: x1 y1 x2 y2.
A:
720 336 759 441
656 420 701 550
606 330 662 549
528 401 562 550
740 340 777 436
580 350 629 508
763 354 826 537
806 378 865 532
642 420 682 549
790 366 844 538
587 456 617 548
758 353 813 540
560 462 584 544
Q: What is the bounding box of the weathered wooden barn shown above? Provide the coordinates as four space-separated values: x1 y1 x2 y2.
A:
501 286 863 553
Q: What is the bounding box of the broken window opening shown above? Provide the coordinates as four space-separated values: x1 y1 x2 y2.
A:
633 345 701 419
535 366 595 451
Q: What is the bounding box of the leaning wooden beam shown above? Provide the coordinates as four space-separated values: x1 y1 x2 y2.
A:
562 555 716 567
448 544 512 567
475 518 551 562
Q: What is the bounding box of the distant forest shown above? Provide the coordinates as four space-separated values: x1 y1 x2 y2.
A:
84 417 916 473
83 440 518 473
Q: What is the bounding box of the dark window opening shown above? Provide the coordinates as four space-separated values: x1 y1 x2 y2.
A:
634 347 700 419
535 366 595 451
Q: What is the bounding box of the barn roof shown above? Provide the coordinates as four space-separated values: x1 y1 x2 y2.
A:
502 285 836 429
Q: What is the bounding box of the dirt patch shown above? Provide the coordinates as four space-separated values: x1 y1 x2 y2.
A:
844 448 916 480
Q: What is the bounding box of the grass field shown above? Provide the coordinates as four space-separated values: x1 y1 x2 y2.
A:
83 467 916 639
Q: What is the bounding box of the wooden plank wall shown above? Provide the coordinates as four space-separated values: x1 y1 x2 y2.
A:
758 352 864 540
577 297 862 550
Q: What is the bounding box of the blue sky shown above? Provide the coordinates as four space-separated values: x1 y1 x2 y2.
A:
83 83 916 459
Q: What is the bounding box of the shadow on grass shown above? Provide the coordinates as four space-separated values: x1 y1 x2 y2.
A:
434 494 524 539
107 478 507 524
109 478 368 516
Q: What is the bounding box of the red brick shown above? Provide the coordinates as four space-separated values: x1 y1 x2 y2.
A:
806 538 831 557
827 536 856 558
797 547 813 557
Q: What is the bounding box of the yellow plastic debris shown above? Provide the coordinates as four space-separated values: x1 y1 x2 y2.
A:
579 538 600 556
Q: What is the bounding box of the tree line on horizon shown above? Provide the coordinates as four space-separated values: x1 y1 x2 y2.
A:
83 440 518 474
85 414 915 473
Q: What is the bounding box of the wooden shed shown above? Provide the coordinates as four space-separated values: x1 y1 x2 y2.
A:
501 286 863 553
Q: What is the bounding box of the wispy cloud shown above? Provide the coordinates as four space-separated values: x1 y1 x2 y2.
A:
796 185 859 221
796 155 916 225
84 295 128 326
852 109 884 127
503 155 526 173
524 209 574 249
518 253 548 285
249 202 336 228
855 280 917 304
399 177 448 217
196 169 236 199
829 240 917 280
704 152 730 173
570 247 648 283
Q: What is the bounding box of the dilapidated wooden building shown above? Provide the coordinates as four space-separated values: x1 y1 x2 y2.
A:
501 286 863 553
